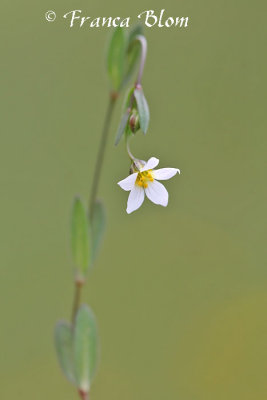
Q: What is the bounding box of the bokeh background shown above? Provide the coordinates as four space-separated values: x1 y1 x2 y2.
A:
1 0 266 399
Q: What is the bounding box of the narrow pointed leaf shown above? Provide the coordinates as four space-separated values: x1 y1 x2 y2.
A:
115 109 130 146
71 197 91 279
74 305 98 392
123 86 135 109
55 321 76 385
128 24 144 46
91 200 106 262
115 87 135 145
134 87 150 134
107 27 126 92
123 25 144 86
124 43 140 86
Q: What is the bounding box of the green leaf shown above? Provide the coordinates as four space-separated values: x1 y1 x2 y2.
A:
128 24 144 45
123 25 144 86
91 200 106 262
115 109 130 146
71 197 91 279
74 305 98 392
134 87 150 134
107 27 126 92
114 87 135 145
124 86 135 107
55 321 76 385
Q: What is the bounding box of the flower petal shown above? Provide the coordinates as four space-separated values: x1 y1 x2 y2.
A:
152 168 180 180
126 185 145 214
145 180 168 207
141 157 159 172
118 173 138 191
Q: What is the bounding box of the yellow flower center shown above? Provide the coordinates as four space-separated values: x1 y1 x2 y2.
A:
136 170 154 188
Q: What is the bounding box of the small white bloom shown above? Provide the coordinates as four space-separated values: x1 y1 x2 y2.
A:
118 157 180 214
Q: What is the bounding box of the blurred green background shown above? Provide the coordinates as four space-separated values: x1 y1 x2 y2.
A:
1 0 266 399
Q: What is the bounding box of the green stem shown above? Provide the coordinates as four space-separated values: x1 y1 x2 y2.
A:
136 35 147 86
71 282 83 324
126 135 138 163
71 92 117 324
89 93 117 218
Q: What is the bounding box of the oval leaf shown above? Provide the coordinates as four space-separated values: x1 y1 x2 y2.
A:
71 197 91 279
134 87 150 134
74 305 98 392
91 200 106 262
55 321 76 385
107 27 126 92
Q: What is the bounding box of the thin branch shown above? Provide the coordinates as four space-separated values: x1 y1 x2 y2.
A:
136 35 147 86
71 281 83 324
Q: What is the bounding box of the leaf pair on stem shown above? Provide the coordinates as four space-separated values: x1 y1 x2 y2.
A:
71 197 105 283
55 198 105 397
55 305 97 397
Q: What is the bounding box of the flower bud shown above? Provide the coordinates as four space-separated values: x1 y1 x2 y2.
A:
129 109 140 133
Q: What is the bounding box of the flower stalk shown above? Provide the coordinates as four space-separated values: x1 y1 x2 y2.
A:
126 135 137 162
135 35 147 86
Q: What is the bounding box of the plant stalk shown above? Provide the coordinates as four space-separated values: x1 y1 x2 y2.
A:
71 92 117 324
89 93 117 218
71 281 83 324
125 35 148 163
136 35 147 86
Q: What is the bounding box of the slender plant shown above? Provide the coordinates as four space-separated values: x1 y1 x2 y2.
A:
55 26 180 400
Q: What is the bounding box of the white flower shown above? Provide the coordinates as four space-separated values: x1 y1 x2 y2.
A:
118 157 180 214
